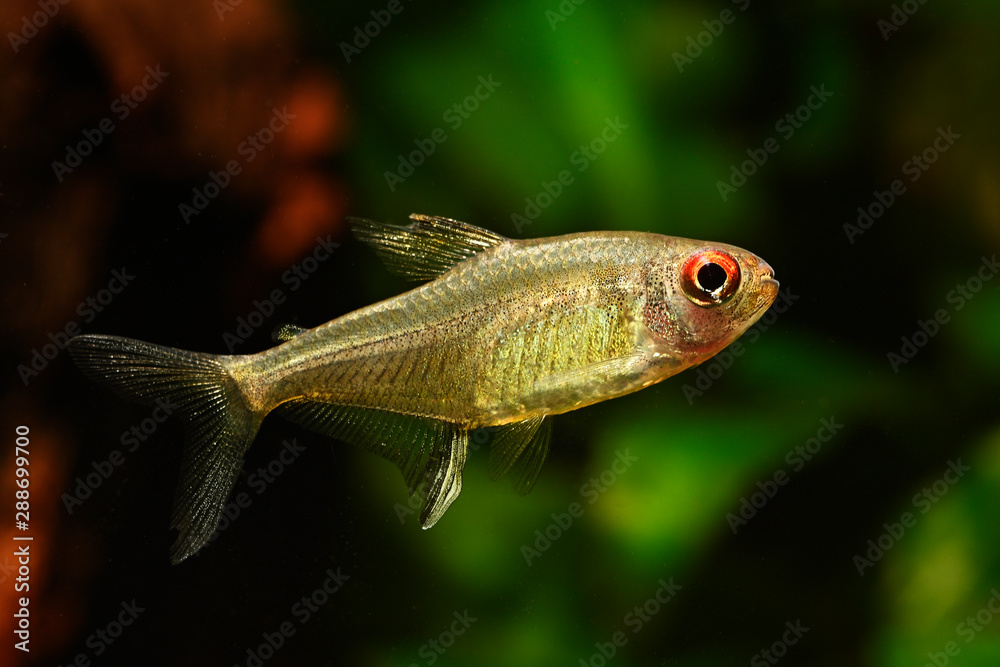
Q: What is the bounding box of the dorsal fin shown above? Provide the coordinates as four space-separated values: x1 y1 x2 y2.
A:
348 213 508 281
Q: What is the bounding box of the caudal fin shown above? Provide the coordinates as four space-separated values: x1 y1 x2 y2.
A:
67 334 261 563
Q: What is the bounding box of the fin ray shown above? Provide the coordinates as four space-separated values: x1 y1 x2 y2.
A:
348 213 508 281
67 334 261 564
499 418 552 495
277 399 468 526
487 417 545 482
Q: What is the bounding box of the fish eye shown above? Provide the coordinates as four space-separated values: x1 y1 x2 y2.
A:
680 250 741 307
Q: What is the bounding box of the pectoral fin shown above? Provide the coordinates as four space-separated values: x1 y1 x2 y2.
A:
348 213 509 281
276 399 468 528
487 417 542 481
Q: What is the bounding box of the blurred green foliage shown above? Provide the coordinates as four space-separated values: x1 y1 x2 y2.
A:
4 0 952 664
281 0 1000 664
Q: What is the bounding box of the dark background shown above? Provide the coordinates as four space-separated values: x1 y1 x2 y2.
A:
2 0 999 665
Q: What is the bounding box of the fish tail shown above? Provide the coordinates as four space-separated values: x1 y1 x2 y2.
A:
67 334 262 563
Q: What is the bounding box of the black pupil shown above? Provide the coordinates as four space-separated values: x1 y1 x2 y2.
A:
697 263 727 292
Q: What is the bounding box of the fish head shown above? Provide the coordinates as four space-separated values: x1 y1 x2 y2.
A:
642 238 779 365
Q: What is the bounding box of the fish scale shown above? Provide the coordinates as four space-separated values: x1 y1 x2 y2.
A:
67 214 778 562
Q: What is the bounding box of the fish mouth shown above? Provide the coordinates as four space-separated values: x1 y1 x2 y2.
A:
758 259 779 289
758 264 780 309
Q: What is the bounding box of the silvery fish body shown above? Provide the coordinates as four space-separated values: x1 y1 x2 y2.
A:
69 214 778 562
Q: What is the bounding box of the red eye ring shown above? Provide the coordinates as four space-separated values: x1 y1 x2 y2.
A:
680 250 741 307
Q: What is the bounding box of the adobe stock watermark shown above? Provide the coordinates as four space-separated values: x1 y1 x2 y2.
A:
234 567 349 667
221 236 339 351
214 0 245 20
339 0 414 63
545 0 586 30
886 254 997 372
716 84 833 201
8 0 70 54
921 589 1000 667
54 599 145 664
521 449 637 566
843 126 960 244
407 610 477 667
726 417 843 534
178 106 296 224
0 555 15 587
51 64 169 183
853 459 970 576
877 0 930 41
12 424 31 638
578 577 682 667
383 75 502 192
13 425 32 653
750 620 809 667
394 480 431 524
673 0 751 72
681 285 798 404
510 116 628 233
61 398 176 515
17 267 135 386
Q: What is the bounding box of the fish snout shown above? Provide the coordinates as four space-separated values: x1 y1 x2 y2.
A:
758 266 779 309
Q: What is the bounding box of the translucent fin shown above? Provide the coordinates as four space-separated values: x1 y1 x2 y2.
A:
348 213 508 281
273 323 308 343
508 419 552 495
487 416 545 482
277 399 469 527
66 334 261 564
420 429 468 528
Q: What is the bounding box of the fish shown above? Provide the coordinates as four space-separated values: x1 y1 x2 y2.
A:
67 214 779 563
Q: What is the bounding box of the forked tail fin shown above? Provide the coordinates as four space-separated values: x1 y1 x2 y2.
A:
67 334 262 563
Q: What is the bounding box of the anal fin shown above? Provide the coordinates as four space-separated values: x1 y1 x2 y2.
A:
420 429 467 528
276 399 469 527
